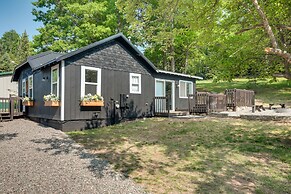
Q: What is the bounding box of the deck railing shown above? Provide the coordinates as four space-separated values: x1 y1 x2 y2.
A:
225 89 255 111
188 92 226 114
154 96 170 116
0 95 23 121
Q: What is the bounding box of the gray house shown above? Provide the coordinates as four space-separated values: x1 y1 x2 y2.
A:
0 72 18 97
12 33 202 131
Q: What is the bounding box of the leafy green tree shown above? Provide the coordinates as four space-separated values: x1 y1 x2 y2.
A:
0 53 13 72
116 0 221 73
0 30 31 72
32 0 127 52
0 30 20 60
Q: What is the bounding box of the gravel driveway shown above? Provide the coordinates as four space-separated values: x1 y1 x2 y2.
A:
0 119 145 193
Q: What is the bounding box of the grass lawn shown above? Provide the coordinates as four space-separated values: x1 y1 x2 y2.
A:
67 118 291 193
196 78 291 106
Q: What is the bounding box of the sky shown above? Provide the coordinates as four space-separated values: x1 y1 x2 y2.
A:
0 0 42 40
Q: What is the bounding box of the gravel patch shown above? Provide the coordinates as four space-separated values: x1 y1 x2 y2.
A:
0 119 145 194
220 107 291 117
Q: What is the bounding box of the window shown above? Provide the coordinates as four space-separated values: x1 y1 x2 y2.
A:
22 75 33 98
51 64 59 96
81 66 101 97
28 75 33 98
130 73 141 94
179 80 193 98
22 79 26 97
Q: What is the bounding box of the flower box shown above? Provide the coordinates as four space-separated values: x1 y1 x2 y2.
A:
80 101 104 107
44 101 60 107
23 101 34 107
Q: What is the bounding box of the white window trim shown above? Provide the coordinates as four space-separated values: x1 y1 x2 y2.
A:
154 78 175 111
179 80 193 98
51 64 59 97
22 78 26 97
130 73 141 94
81 66 101 98
28 75 33 98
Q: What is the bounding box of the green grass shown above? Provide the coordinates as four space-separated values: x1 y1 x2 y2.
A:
196 78 291 105
67 118 291 193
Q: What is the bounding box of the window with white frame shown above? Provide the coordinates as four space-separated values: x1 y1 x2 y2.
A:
81 66 101 97
28 75 33 98
130 73 141 94
22 79 27 97
51 64 59 96
179 80 193 98
22 75 33 98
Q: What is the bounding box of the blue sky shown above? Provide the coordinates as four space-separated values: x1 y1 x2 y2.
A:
0 0 42 40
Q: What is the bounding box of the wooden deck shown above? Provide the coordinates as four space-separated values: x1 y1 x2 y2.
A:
0 96 23 121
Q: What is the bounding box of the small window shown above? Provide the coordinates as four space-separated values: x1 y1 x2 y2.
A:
22 79 26 97
81 66 101 97
179 80 193 98
51 64 59 96
28 75 33 98
130 73 141 94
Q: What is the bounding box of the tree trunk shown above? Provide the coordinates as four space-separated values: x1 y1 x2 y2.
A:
184 49 189 74
251 0 291 77
283 61 291 80
265 48 291 64
251 0 278 49
170 44 175 72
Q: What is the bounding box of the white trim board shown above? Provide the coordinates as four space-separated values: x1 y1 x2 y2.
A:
61 60 65 121
81 66 102 97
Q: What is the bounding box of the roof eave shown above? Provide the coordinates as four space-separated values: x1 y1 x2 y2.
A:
157 70 203 80
11 60 29 82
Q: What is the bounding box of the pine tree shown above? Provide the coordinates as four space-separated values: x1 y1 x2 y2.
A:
18 31 30 63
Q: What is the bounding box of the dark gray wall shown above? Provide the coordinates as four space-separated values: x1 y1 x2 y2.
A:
154 73 196 111
19 64 61 120
64 41 155 125
19 39 198 129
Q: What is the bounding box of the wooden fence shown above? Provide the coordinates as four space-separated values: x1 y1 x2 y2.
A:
188 92 227 114
0 95 23 121
225 89 255 111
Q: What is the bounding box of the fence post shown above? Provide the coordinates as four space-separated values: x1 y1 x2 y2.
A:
166 95 170 117
9 95 14 121
252 92 255 113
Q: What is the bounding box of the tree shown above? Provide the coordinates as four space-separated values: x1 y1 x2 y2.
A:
32 0 127 52
18 31 30 63
251 0 291 79
0 53 13 72
0 30 20 60
116 0 219 73
0 30 31 72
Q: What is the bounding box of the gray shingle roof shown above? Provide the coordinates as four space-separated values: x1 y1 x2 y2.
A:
28 51 63 71
12 51 63 81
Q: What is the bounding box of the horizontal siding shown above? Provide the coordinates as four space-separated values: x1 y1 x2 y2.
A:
0 75 18 98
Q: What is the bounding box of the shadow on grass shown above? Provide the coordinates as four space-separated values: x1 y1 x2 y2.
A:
31 136 127 179
67 118 291 192
0 133 18 141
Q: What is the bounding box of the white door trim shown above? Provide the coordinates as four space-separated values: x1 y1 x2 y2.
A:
155 78 175 111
